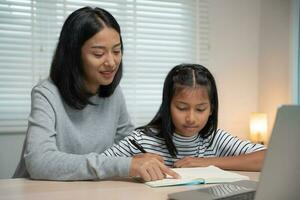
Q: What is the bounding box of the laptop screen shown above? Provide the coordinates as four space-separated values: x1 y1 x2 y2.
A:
254 105 300 200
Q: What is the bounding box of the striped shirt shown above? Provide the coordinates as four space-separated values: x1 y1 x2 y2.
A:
104 129 265 167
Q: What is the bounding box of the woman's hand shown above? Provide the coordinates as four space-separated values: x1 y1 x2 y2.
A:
129 153 180 181
174 157 211 168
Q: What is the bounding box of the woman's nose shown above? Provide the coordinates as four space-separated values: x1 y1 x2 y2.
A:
105 52 115 67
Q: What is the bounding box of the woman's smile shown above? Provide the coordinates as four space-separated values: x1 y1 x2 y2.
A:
99 69 117 79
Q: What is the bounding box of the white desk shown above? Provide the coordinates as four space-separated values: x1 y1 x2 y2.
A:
0 171 259 200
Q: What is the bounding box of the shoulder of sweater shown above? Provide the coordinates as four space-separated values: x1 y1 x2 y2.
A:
203 128 231 142
213 129 234 138
33 79 124 97
30 78 66 111
215 128 229 135
32 78 60 97
111 85 124 99
131 129 155 140
131 129 146 138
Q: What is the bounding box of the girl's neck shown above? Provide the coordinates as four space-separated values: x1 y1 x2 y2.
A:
173 132 198 140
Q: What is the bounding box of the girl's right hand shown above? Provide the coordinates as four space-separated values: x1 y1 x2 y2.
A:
129 153 180 181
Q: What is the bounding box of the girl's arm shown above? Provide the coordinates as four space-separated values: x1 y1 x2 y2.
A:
174 130 267 171
173 150 266 171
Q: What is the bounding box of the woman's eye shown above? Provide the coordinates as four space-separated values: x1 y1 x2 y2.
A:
113 50 121 55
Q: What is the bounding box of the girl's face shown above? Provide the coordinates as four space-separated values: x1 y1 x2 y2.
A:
81 27 122 94
170 86 211 137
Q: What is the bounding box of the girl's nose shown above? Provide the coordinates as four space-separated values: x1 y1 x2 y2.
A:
186 111 196 124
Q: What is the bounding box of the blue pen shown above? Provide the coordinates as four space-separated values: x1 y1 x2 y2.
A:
129 139 147 153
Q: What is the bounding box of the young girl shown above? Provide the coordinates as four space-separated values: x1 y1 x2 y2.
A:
104 64 266 178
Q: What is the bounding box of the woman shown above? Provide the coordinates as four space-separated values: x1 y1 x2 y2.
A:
13 6 178 181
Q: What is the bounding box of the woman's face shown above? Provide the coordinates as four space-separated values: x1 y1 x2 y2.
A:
170 86 212 137
81 27 122 94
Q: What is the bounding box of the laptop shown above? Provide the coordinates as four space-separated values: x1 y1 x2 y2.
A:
168 105 300 200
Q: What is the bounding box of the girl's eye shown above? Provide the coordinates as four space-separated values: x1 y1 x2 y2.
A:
196 108 206 112
177 107 187 111
94 54 104 58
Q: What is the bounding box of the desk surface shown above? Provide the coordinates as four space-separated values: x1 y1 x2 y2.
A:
0 171 259 200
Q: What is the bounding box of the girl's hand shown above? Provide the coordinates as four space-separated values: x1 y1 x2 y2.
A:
174 157 212 168
130 153 180 181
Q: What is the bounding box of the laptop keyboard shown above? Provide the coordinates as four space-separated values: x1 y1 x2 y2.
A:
168 181 258 200
217 191 256 200
206 183 256 200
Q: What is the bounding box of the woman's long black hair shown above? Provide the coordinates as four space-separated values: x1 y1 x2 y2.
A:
140 64 219 157
50 6 123 109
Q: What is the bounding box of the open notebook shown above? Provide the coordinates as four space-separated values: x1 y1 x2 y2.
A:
145 166 249 187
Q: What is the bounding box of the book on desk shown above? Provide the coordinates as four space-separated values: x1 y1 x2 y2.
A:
145 165 249 187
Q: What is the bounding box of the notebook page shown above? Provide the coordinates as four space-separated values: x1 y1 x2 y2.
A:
145 166 249 187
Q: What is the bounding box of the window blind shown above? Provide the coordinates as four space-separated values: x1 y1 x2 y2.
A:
0 0 209 132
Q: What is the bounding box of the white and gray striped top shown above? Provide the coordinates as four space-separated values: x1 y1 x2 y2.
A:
104 129 265 167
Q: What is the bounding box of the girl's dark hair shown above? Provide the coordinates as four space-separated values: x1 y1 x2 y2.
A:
50 6 123 109
141 64 219 157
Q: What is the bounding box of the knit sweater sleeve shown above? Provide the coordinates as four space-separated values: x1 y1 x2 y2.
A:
24 85 132 180
114 87 134 143
103 130 145 157
211 129 266 157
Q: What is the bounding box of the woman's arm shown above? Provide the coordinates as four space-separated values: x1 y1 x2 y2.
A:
174 150 266 171
114 87 134 143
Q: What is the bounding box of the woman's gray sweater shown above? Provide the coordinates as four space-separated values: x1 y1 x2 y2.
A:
13 79 134 180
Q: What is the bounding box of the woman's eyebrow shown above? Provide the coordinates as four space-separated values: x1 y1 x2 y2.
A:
113 43 121 48
198 102 209 106
91 43 121 49
91 45 105 49
175 101 209 106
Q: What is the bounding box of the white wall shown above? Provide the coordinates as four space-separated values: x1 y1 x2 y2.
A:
208 0 261 139
208 0 292 142
258 0 293 143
